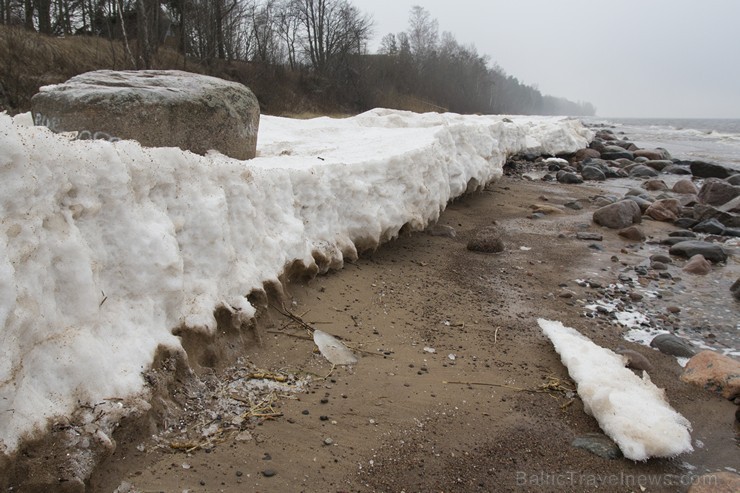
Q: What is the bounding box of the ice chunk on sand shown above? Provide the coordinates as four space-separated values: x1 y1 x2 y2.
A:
538 318 692 461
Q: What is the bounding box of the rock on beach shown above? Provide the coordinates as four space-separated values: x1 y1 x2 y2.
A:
681 351 740 400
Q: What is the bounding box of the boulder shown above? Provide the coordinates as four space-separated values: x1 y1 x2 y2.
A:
574 148 601 161
31 69 260 160
731 278 740 300
556 171 583 184
672 179 699 194
642 179 668 191
693 204 740 229
650 333 696 357
634 148 670 160
681 350 740 399
642 159 673 171
674 217 699 229
593 200 641 229
623 195 654 213
629 165 659 178
718 195 740 213
690 160 733 179
697 179 740 206
467 226 505 253
618 226 645 241
645 198 681 222
662 164 692 175
669 240 728 263
682 254 712 275
581 165 606 181
727 174 740 185
601 150 635 160
692 218 726 235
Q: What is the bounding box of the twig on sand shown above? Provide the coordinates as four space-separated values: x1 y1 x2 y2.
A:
494 326 500 344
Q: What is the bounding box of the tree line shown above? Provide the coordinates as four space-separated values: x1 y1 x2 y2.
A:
0 1 595 116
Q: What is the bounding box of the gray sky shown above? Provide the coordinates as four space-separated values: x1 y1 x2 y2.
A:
352 0 740 118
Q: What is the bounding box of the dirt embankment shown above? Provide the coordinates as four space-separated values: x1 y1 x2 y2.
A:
82 174 738 493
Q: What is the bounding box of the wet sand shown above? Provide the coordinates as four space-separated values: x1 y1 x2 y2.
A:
90 173 738 493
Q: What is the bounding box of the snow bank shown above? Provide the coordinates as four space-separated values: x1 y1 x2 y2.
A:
0 108 590 454
538 319 692 461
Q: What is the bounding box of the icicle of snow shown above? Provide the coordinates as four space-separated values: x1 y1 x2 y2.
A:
538 319 692 461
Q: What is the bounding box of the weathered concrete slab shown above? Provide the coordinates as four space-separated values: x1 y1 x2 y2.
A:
31 70 260 159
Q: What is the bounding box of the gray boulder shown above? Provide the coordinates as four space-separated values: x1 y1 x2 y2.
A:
593 200 641 229
692 218 726 235
689 160 733 179
669 240 728 263
650 334 696 357
727 174 740 186
629 165 659 178
31 69 260 160
581 165 606 181
697 179 740 206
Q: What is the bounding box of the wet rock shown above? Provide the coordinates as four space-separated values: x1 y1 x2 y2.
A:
467 226 505 253
615 347 653 372
427 224 457 238
681 350 740 399
692 218 726 235
687 471 740 493
669 240 728 263
575 148 601 161
634 148 670 160
581 165 606 181
645 198 681 222
642 179 668 191
650 254 672 263
683 255 712 275
572 433 622 459
731 278 740 301
576 232 603 241
593 195 618 207
672 179 699 195
674 217 699 229
650 333 696 357
697 179 740 206
650 261 668 270
694 204 740 229
689 160 734 179
728 174 740 185
622 195 653 213
618 226 646 241
564 200 583 210
601 145 634 160
643 159 673 172
661 237 690 246
668 230 696 238
718 195 740 213
663 164 692 175
557 171 584 184
593 200 641 229
629 164 659 178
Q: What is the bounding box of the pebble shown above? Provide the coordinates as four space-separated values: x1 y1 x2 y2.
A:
572 433 622 459
262 469 276 477
323 438 334 445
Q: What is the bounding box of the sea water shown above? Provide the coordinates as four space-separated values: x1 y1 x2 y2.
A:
585 118 740 171
582 117 740 357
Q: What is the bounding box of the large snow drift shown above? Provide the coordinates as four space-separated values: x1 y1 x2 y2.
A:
0 108 590 454
538 319 692 461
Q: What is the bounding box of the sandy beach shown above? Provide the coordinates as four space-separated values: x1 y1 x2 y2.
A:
85 168 738 493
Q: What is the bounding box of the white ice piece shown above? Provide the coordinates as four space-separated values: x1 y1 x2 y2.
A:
313 330 357 365
538 319 692 461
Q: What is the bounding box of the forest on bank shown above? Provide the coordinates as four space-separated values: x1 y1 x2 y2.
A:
0 0 596 116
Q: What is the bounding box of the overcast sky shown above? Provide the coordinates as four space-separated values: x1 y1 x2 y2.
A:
351 0 740 118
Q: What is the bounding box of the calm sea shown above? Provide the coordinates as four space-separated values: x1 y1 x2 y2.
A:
583 118 740 172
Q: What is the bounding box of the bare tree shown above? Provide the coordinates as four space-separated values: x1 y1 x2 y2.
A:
407 5 436 60
294 0 371 74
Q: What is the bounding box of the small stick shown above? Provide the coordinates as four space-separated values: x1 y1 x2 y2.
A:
443 380 525 392
266 330 313 341
494 326 500 344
